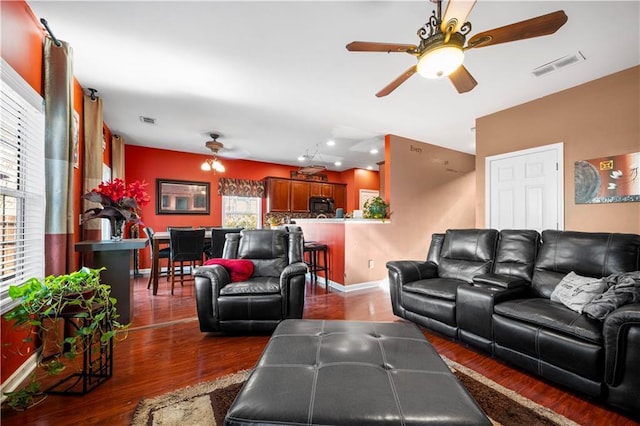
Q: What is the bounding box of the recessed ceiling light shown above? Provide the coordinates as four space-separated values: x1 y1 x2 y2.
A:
297 156 306 162
326 140 336 146
370 148 379 154
334 161 342 166
366 165 373 170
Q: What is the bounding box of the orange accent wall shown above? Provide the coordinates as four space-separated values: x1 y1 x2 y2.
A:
1 1 43 94
125 145 348 269
1 0 111 383
339 168 380 213
1 0 44 384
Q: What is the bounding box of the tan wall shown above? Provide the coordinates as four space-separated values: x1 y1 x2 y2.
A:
476 66 640 234
380 135 476 263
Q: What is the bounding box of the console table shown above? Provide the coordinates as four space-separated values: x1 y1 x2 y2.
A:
75 238 148 324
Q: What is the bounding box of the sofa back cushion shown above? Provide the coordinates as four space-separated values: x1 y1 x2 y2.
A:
493 230 541 283
224 230 290 277
438 229 499 283
532 230 640 298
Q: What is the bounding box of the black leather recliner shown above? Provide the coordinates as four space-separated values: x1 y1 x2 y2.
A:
387 229 499 338
194 229 307 333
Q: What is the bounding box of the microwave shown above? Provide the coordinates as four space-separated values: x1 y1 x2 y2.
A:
309 196 335 214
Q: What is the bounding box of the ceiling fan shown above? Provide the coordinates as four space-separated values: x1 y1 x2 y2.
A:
201 134 226 172
346 0 568 97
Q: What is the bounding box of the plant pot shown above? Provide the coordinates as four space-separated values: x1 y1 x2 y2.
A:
61 289 96 314
110 218 126 241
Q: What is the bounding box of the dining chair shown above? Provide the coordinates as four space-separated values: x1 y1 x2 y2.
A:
169 228 206 295
205 227 243 259
143 226 171 289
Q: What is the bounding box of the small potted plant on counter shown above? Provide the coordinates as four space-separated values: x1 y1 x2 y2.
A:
2 267 127 410
363 196 390 220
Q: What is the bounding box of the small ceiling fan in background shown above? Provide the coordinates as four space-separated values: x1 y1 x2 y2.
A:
346 0 568 97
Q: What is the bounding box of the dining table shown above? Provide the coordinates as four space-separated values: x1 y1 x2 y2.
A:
150 230 211 295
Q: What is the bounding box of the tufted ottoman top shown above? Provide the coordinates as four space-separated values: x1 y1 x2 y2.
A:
225 319 490 426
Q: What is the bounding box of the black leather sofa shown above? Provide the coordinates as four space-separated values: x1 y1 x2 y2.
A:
387 229 640 414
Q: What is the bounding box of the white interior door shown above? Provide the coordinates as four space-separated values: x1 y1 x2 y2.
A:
486 143 564 232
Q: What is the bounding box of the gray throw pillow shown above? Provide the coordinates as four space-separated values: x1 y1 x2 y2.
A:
550 271 607 314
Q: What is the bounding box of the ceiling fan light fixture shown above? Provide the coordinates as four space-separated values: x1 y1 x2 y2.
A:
417 44 464 79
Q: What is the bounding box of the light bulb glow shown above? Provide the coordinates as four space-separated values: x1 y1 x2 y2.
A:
201 161 211 171
417 46 464 79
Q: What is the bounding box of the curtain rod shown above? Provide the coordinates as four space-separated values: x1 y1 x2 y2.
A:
40 18 61 47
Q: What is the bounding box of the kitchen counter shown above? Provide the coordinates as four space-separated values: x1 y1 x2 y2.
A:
295 219 393 291
294 218 391 224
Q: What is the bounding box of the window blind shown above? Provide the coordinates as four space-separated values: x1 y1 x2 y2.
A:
0 59 46 314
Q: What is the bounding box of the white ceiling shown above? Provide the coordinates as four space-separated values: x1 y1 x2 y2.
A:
26 1 640 171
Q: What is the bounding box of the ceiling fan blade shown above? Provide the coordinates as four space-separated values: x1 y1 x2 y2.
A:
448 65 477 93
376 65 417 97
441 0 477 33
346 41 417 53
467 10 568 49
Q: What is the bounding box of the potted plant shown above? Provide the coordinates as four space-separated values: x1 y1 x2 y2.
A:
264 215 281 229
81 178 149 240
363 196 390 220
2 267 127 410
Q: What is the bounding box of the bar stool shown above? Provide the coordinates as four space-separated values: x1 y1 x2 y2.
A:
304 242 328 290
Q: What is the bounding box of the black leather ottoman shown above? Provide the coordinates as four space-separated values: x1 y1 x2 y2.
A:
225 319 490 425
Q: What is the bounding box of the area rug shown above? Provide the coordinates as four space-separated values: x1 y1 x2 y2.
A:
131 358 579 426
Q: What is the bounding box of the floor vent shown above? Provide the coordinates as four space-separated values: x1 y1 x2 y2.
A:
531 51 586 77
140 116 156 124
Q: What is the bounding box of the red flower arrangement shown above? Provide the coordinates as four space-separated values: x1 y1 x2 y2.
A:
81 178 150 224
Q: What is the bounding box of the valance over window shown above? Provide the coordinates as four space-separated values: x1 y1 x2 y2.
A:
218 178 264 198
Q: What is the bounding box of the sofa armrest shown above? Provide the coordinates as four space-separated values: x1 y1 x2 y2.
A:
279 262 308 319
386 261 438 318
473 273 527 289
193 265 232 332
603 302 640 386
386 260 438 284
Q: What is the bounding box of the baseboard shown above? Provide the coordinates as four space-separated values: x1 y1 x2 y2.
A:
311 276 388 293
0 353 38 403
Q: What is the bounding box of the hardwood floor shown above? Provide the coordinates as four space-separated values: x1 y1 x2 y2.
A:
2 276 638 425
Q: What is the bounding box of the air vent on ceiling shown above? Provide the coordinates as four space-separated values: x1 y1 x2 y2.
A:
140 116 156 124
531 51 586 77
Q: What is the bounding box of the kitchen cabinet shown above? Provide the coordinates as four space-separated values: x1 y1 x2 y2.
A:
291 180 310 212
310 182 333 198
266 178 291 212
264 177 347 214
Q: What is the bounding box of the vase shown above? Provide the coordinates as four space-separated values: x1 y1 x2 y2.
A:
110 218 126 241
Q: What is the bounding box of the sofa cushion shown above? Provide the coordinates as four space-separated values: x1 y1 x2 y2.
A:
204 258 254 282
550 272 607 314
438 229 499 283
403 277 465 301
494 298 603 344
532 230 640 298
219 276 280 295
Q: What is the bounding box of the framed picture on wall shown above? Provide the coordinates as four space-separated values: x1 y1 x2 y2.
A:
156 179 210 215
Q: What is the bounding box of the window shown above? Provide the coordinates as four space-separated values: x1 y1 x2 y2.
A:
221 196 261 229
0 59 46 314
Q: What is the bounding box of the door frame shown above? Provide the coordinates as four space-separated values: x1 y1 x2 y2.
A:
485 142 564 230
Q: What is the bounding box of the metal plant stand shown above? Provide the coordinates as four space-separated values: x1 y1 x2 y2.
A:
43 304 113 395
